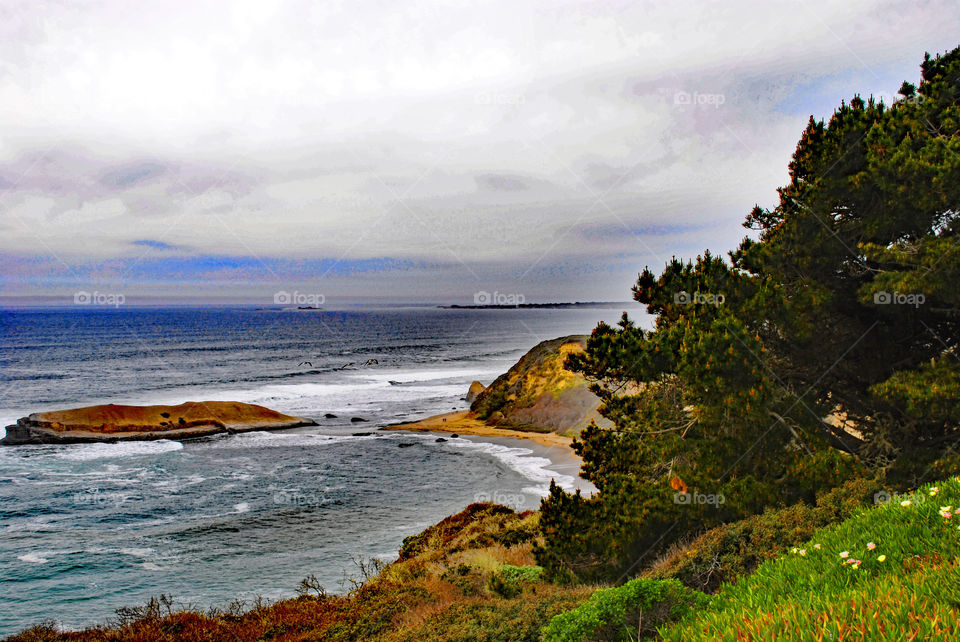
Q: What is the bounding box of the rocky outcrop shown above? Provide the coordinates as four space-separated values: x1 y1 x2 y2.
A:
465 381 486 403
470 335 613 437
1 401 317 445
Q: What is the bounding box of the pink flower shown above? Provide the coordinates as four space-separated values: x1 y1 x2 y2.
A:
866 542 876 550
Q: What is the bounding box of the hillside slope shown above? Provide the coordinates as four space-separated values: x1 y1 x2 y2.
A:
659 476 960 639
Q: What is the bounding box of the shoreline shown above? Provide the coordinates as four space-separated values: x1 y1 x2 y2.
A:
383 410 574 448
383 410 595 495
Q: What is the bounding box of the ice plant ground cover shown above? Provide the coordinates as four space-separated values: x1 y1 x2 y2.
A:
659 478 960 640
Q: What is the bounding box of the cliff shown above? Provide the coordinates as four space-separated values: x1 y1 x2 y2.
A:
470 335 612 437
1 401 317 445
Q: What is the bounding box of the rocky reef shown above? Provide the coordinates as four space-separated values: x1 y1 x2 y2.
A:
2 401 317 445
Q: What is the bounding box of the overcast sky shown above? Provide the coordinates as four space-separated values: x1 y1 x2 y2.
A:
0 0 957 304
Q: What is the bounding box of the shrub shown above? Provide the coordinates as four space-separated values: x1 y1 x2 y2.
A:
388 585 595 642
486 565 544 598
541 578 708 642
398 503 516 560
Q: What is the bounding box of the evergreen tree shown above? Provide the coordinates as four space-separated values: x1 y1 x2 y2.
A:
536 47 960 583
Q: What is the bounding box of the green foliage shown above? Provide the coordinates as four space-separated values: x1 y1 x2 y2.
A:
541 577 708 642
660 477 960 640
486 565 544 598
736 48 960 456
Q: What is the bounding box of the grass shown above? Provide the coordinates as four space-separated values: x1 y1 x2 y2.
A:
658 477 960 640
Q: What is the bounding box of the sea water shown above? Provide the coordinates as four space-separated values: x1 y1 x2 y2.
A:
0 305 632 634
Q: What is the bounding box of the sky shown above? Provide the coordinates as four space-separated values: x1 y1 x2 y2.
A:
0 0 958 305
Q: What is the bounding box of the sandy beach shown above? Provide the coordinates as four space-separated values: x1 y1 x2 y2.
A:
384 410 595 495
384 410 574 448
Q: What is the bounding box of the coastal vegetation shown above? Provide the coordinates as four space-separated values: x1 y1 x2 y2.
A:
536 45 960 585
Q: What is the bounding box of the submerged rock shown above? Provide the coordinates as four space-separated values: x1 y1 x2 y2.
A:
350 417 368 423
1 401 317 445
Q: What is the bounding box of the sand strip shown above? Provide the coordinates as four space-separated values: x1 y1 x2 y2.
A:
383 410 574 448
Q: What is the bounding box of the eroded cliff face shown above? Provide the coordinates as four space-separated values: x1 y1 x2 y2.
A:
2 401 316 444
470 336 613 437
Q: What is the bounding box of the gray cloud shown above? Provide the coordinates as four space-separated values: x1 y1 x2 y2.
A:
0 0 957 302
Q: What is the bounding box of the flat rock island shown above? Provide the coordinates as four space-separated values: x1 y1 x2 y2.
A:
1 401 317 445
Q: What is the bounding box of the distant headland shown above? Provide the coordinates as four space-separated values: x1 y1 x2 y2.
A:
440 301 628 309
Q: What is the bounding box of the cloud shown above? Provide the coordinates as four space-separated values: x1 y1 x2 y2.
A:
0 0 958 301
131 240 176 250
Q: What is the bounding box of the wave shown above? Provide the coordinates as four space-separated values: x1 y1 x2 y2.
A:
55 440 184 462
437 438 576 492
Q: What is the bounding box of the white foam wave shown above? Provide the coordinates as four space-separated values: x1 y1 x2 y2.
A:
200 431 357 450
88 363 499 418
440 438 576 492
357 367 501 385
233 502 250 513
17 552 50 564
56 440 184 462
118 547 155 558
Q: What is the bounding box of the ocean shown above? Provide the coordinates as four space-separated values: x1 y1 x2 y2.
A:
0 305 631 635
